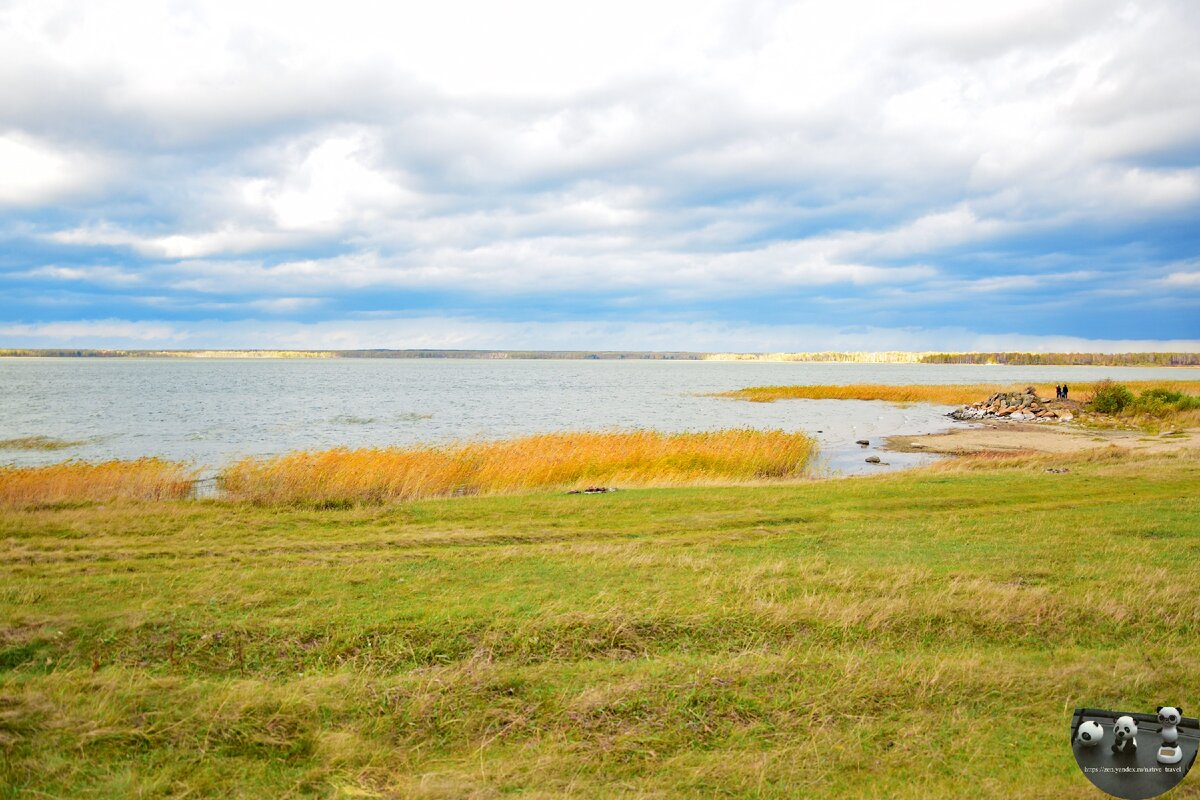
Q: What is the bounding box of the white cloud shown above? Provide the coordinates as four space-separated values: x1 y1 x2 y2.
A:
50 223 303 259
1162 271 1200 288
955 271 1100 294
16 265 142 286
0 134 105 206
153 238 935 298
2 315 1198 354
245 297 322 313
239 130 415 230
0 319 181 342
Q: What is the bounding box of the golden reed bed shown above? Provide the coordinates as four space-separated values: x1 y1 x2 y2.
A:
0 458 196 508
715 380 1200 405
219 430 818 504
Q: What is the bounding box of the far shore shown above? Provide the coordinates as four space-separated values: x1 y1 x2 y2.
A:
2 348 1198 368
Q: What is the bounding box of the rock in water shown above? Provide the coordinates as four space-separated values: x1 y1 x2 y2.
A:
856 439 869 446
865 455 881 463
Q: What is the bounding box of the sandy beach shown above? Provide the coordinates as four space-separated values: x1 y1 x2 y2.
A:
886 419 1199 456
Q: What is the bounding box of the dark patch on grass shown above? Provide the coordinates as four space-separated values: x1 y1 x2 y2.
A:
0 642 47 671
1134 528 1183 539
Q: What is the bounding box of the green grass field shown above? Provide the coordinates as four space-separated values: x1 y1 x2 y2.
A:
2 449 1199 798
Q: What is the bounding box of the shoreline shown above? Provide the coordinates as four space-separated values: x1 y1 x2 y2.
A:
884 419 1199 457
9 420 1197 501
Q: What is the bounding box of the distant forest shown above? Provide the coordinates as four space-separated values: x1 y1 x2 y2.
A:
1 349 1198 366
918 352 1200 367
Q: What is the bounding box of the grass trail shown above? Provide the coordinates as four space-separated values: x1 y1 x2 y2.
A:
1 449 1198 797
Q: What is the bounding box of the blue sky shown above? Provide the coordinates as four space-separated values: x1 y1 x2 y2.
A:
1 0 1198 351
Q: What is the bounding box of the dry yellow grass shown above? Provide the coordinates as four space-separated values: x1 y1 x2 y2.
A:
716 380 1200 405
219 429 818 504
1168 408 1200 428
926 442 1163 472
0 458 196 508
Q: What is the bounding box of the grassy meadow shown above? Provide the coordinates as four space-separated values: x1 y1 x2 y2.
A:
2 447 1198 797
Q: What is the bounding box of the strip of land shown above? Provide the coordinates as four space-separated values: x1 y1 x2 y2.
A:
3 348 1198 366
714 381 1200 405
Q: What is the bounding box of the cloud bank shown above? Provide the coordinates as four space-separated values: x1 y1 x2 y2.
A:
1 0 1198 349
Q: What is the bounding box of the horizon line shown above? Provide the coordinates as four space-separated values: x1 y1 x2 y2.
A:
3 348 1199 363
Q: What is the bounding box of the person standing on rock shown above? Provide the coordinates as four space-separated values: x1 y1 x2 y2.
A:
1063 384 1069 400
1055 384 1062 399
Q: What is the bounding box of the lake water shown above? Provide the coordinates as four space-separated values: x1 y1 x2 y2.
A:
0 358 1192 476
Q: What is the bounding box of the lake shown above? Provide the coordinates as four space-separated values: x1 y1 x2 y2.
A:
0 358 1191 476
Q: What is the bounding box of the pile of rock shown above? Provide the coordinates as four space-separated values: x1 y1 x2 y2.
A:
948 386 1074 422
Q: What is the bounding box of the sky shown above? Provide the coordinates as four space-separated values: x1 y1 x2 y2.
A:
1 0 1199 352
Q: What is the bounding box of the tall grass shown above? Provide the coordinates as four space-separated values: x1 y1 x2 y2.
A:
0 458 196 508
717 380 1200 405
220 430 818 505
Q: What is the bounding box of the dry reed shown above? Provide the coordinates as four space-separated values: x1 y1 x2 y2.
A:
0 458 197 508
0 435 82 451
219 429 818 504
717 381 1200 405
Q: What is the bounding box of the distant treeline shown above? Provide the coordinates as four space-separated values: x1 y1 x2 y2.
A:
335 350 705 360
918 352 1200 367
2 348 1197 366
709 351 929 363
